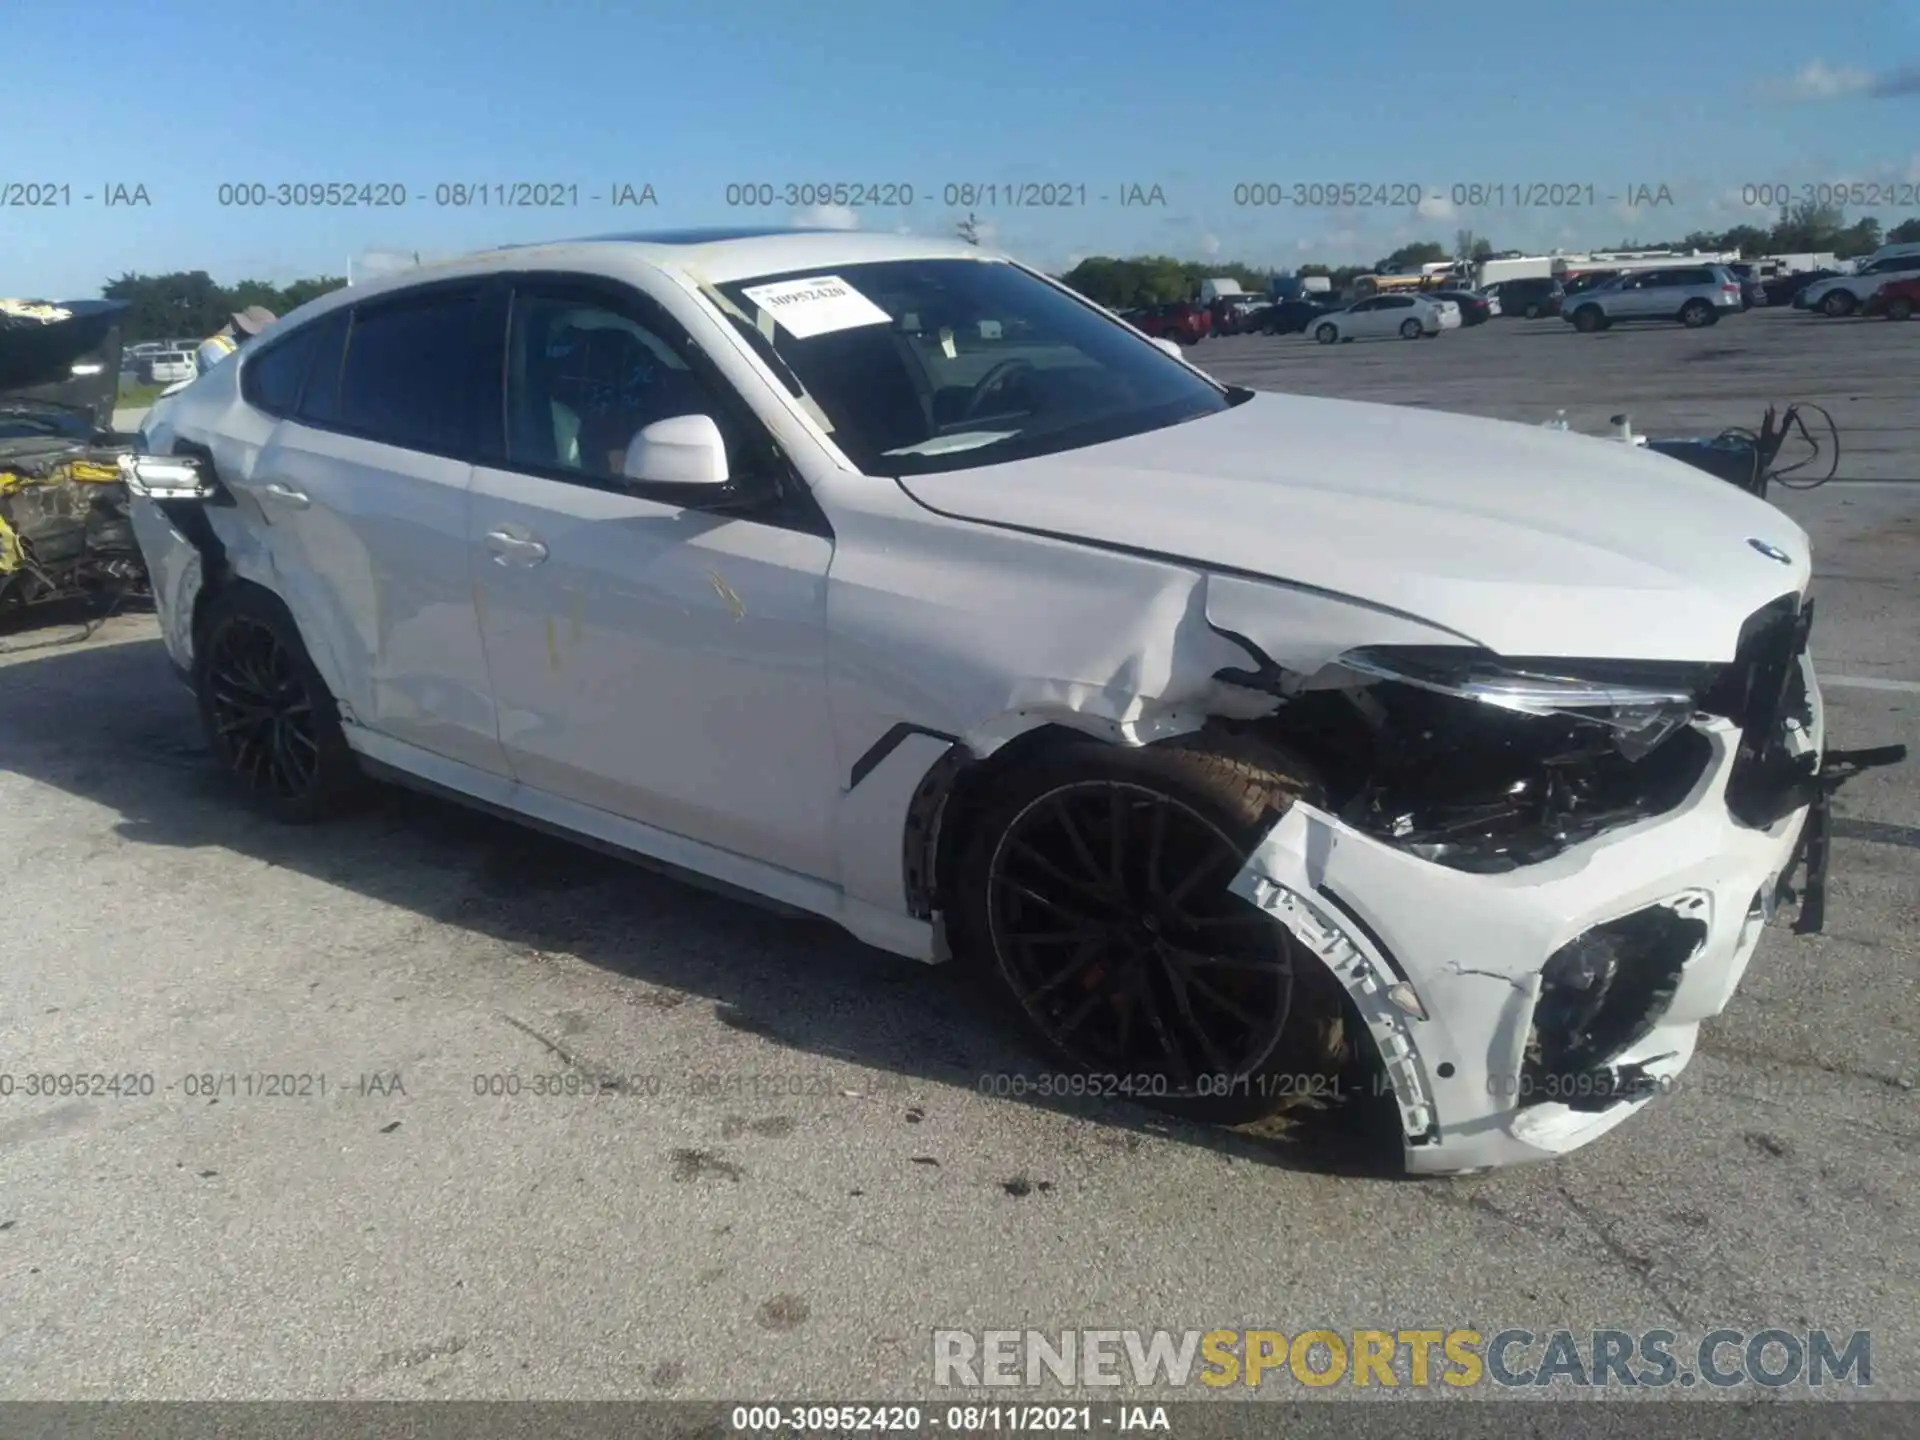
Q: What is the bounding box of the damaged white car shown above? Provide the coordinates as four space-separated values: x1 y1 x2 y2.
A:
125 229 1860 1174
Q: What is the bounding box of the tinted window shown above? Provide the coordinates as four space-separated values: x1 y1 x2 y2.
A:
1386 296 1416 308
241 324 319 416
336 289 482 454
1886 255 1920 273
297 309 349 426
1679 268 1716 285
505 288 767 484
715 258 1235 477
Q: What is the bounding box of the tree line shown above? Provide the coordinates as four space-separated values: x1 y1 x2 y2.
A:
1060 203 1920 309
95 198 1920 337
101 270 347 343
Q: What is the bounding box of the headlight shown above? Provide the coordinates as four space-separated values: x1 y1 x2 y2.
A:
1335 646 1712 760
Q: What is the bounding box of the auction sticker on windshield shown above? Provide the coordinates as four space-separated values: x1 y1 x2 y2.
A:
739 274 891 338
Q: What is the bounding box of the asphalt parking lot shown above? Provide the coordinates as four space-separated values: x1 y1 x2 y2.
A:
2 306 1915 1403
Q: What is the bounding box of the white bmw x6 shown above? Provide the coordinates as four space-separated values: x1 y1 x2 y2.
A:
127 227 1832 1174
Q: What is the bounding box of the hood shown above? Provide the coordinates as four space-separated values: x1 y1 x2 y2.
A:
893 391 1810 663
0 299 129 437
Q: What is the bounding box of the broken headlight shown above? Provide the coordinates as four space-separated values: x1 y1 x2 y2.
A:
1319 647 1720 872
1336 647 1713 761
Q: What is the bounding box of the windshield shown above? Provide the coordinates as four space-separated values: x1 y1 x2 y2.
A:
711 257 1241 477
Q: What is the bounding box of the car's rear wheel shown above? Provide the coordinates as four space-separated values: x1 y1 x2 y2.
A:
1572 305 1605 333
1314 322 1338 344
1399 318 1423 339
194 584 364 824
953 738 1350 1125
1679 299 1714 328
1523 301 1543 319
1888 297 1914 321
1822 290 1856 317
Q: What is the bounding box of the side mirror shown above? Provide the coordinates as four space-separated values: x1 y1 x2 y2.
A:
621 414 730 488
1150 337 1184 359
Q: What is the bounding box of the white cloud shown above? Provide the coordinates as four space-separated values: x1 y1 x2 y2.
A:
1066 252 1086 268
1907 152 1920 183
795 203 860 230
1199 233 1222 256
1784 60 1874 98
1773 58 1920 100
1416 194 1457 221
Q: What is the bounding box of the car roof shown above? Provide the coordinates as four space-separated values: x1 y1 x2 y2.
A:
286 228 996 330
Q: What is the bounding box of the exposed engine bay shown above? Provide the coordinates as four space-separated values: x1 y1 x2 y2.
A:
0 299 145 620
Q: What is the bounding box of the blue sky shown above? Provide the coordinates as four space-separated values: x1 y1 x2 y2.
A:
5 0 1917 297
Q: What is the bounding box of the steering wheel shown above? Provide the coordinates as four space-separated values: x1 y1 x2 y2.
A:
959 358 1036 422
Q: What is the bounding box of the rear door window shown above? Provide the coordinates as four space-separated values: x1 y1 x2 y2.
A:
335 287 486 457
241 324 320 417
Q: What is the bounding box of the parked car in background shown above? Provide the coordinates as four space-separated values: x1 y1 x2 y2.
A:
1426 289 1496 325
1206 296 1264 336
1863 276 1920 320
1132 300 1211 346
1482 276 1563 319
1796 249 1920 316
1724 263 1768 309
1261 295 1342 335
1308 293 1449 343
1561 265 1743 332
1560 272 1620 297
1235 299 1274 333
1762 268 1836 306
141 350 197 385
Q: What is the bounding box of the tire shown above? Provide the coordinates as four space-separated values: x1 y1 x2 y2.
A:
1888 297 1914 321
1821 290 1856 317
1399 318 1423 339
1314 322 1338 345
1523 301 1543 319
1679 299 1714 328
193 583 364 824
951 736 1350 1126
1572 305 1605 333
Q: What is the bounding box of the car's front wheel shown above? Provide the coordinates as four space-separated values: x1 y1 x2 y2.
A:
1887 296 1914 321
1822 290 1857 317
1314 322 1338 344
193 583 365 824
1572 305 1606 332
953 737 1350 1125
1523 301 1543 319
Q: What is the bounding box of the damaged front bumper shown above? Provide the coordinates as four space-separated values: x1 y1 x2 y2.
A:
1231 709 1817 1173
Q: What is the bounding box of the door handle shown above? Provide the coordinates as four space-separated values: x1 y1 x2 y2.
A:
260 483 310 509
485 529 549 565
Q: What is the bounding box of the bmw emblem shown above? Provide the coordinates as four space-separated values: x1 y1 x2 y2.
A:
1747 538 1792 564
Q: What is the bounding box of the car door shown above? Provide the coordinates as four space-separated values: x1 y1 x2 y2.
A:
466 275 840 880
238 283 509 776
1341 298 1384 337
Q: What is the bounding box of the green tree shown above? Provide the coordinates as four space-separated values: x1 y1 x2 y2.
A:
1834 216 1883 259
1454 229 1493 262
1377 241 1448 272
276 276 348 312
1888 217 1920 244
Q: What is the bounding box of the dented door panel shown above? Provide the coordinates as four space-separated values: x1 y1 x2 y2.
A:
467 463 838 880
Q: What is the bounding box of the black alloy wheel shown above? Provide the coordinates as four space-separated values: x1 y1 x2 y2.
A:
194 586 363 822
978 774 1311 1116
203 613 321 803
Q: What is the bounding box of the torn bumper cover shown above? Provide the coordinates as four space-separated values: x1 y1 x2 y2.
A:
1228 599 1903 1174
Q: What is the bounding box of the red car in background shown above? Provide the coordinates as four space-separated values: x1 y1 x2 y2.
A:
1124 300 1212 345
1864 277 1920 320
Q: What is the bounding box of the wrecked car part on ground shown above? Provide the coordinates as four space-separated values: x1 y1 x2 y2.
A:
121 231 1909 1175
0 299 144 620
